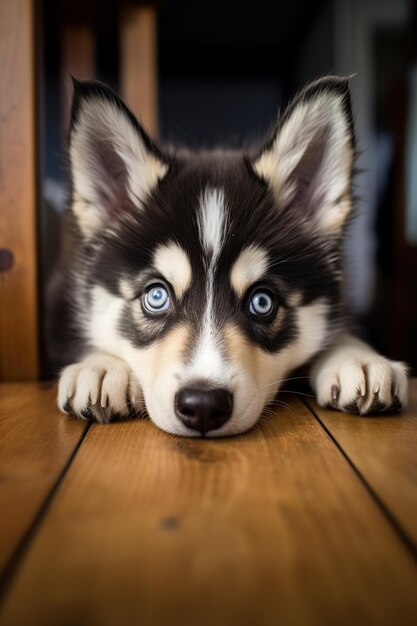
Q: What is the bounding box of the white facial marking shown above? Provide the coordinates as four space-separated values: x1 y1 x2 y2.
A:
153 242 192 297
230 245 269 297
88 286 126 355
188 188 229 383
289 298 330 368
197 187 227 254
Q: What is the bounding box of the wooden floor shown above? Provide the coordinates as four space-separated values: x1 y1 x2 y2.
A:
1 381 417 626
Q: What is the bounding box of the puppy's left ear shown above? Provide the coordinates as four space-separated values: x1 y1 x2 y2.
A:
252 76 355 236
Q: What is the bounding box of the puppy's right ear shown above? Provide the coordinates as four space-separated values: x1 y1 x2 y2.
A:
69 79 169 237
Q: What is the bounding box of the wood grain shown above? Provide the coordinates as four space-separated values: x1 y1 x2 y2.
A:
306 379 417 548
120 5 158 137
0 0 39 380
0 383 87 577
1 397 417 625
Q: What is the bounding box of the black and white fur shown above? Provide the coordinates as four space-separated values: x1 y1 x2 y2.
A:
51 76 408 437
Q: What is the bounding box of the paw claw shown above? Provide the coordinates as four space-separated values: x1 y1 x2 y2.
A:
331 384 339 406
58 355 143 423
63 400 72 414
80 408 92 420
313 341 408 416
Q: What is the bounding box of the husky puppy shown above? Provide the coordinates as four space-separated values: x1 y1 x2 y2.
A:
52 75 408 437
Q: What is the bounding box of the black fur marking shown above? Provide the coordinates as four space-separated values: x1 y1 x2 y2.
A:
49 77 352 371
119 301 179 348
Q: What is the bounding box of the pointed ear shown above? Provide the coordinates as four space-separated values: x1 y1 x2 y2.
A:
69 79 169 236
252 76 355 236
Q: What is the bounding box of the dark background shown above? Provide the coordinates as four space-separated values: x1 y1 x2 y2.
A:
41 0 417 372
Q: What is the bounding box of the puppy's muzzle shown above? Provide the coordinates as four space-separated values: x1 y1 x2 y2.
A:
175 387 233 435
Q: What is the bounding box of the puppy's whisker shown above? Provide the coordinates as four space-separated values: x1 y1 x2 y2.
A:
266 399 297 415
278 389 316 398
261 376 310 391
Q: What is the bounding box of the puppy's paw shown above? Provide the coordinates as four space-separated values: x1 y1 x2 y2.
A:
311 338 408 415
58 353 143 423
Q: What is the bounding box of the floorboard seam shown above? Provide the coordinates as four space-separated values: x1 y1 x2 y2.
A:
303 398 417 565
0 421 92 603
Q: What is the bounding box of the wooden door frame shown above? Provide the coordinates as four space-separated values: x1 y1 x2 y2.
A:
0 0 40 381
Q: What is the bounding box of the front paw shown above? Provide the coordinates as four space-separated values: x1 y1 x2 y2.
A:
58 354 143 423
314 356 408 415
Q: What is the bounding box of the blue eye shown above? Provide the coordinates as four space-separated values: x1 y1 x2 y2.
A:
144 283 170 313
249 290 274 317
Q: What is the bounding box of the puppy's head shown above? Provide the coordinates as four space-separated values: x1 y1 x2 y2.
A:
69 76 354 436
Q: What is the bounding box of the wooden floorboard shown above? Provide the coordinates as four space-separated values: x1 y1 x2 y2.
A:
1 395 417 626
0 383 88 579
306 379 417 551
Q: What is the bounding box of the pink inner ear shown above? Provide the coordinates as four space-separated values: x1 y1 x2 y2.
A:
285 124 331 217
85 129 135 217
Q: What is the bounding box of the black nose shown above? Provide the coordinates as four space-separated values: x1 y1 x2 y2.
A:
175 387 233 435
